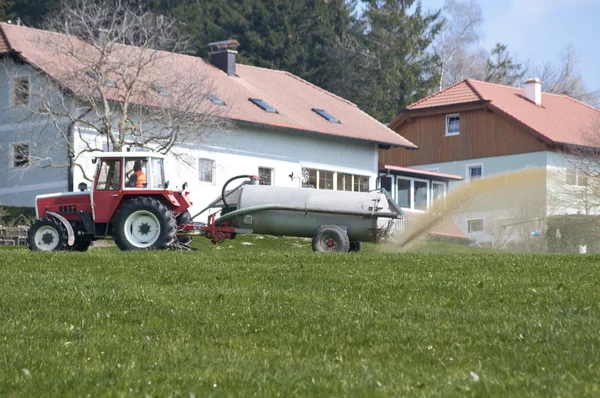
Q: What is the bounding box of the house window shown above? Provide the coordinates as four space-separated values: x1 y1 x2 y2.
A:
12 143 30 168
566 162 589 187
414 180 428 210
198 158 215 183
396 177 429 210
319 170 334 190
312 108 340 123
467 164 482 180
12 76 30 107
337 173 353 191
445 114 460 136
468 219 484 233
397 178 411 209
432 181 446 203
302 168 369 191
259 167 273 185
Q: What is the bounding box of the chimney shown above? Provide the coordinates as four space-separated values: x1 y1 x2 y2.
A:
207 40 240 76
524 78 542 105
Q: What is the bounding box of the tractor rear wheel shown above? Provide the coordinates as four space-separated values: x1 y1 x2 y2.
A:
176 210 192 246
113 197 176 251
312 225 350 253
28 217 68 251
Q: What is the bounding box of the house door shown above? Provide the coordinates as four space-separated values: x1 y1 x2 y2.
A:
92 159 123 223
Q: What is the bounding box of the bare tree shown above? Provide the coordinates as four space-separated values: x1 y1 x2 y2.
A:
433 0 483 90
5 0 228 181
537 43 599 107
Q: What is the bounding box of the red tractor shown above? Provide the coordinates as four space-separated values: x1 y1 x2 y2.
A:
28 152 193 251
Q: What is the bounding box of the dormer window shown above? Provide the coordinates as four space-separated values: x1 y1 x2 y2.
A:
312 108 340 123
249 98 277 113
445 114 460 136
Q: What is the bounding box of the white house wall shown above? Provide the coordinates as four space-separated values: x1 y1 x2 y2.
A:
74 125 380 221
406 151 551 243
0 59 70 206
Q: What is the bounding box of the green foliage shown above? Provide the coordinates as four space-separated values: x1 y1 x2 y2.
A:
485 42 526 86
0 0 13 21
547 214 600 253
352 0 442 122
7 0 61 26
1 246 600 396
0 206 35 226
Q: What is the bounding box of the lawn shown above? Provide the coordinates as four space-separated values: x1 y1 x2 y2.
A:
1 237 599 396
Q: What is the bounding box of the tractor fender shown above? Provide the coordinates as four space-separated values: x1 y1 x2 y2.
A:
46 211 75 246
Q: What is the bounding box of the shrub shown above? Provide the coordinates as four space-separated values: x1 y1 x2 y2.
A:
0 206 35 226
547 214 600 253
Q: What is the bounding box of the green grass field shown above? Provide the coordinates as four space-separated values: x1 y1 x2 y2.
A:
1 237 599 396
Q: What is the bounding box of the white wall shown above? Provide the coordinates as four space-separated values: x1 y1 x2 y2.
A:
0 59 70 207
406 151 552 243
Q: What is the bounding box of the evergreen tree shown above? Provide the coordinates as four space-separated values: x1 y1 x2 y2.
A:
7 0 61 26
0 0 14 21
485 42 525 87
351 0 442 122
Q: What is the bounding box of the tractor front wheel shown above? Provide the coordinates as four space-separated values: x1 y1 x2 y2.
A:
312 225 350 253
113 197 176 251
28 217 68 251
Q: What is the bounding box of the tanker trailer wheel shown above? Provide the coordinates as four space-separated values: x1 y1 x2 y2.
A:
349 241 363 253
176 210 192 246
113 197 176 251
312 225 350 253
28 217 68 251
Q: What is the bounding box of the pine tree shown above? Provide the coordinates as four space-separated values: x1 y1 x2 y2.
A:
485 43 525 87
351 0 442 122
0 0 14 21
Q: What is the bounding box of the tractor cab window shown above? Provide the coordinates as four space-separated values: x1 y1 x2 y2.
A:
125 158 148 188
150 158 165 189
96 160 121 191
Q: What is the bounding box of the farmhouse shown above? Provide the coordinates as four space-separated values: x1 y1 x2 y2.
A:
380 78 600 244
0 22 443 219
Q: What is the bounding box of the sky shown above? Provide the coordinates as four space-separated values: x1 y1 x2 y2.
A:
417 0 600 93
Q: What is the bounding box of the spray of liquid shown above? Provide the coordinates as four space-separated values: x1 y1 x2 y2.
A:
384 168 552 251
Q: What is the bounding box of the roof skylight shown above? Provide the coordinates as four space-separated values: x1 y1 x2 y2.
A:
208 94 225 105
312 108 340 123
249 98 277 113
152 85 171 96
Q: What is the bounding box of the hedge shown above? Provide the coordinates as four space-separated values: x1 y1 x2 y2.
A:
0 206 36 226
547 214 600 253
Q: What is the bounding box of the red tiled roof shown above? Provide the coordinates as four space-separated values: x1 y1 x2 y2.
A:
0 23 417 149
0 25 11 53
397 78 600 147
407 80 484 110
380 164 462 180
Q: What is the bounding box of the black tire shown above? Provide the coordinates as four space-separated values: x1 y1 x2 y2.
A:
28 217 68 251
312 225 350 253
70 240 92 252
175 210 193 246
349 241 363 253
113 197 176 251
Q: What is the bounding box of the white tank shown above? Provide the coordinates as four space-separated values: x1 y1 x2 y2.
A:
235 185 399 242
